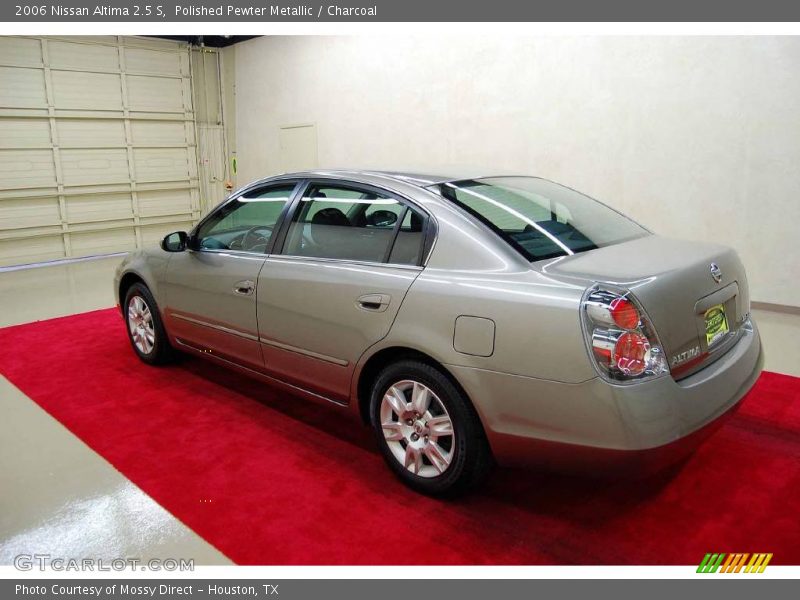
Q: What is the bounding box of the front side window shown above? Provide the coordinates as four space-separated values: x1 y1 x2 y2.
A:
437 177 648 261
195 183 295 252
282 184 425 265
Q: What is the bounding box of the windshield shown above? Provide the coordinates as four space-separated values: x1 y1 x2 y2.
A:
436 177 649 261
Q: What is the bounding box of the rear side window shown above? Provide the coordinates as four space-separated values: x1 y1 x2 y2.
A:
282 184 426 265
437 177 648 261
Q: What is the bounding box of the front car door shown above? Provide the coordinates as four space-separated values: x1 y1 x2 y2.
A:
162 181 299 369
256 180 432 402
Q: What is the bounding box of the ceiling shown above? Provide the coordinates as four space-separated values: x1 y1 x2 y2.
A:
152 36 259 48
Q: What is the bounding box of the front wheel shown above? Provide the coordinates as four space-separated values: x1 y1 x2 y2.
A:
124 282 175 365
369 360 492 496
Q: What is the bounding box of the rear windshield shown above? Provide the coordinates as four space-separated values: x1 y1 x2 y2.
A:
436 177 649 261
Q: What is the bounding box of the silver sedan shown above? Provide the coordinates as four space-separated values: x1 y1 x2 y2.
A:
114 171 763 495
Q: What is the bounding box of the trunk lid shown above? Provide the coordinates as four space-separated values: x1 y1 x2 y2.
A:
544 235 751 379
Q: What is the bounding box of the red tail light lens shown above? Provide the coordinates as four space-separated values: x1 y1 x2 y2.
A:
614 332 650 376
609 297 640 330
582 286 668 383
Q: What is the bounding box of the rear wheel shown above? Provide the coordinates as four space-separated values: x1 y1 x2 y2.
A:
369 360 492 496
124 282 174 365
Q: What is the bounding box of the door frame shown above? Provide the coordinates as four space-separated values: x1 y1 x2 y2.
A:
269 178 437 268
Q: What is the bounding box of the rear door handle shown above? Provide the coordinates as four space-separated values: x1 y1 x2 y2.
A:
356 293 391 312
233 280 255 296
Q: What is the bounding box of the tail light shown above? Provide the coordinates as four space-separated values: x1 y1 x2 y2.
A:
581 285 669 383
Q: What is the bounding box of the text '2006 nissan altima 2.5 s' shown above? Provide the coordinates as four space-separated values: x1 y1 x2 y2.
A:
114 171 764 496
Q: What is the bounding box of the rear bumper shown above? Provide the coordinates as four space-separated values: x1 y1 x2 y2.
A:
449 320 764 471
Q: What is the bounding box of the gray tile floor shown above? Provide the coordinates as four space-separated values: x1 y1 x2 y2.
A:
0 255 797 565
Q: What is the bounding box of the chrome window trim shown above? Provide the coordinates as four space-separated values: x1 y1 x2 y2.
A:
266 253 424 272
186 248 269 260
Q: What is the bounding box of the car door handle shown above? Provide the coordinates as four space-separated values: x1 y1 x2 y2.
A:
356 293 391 312
233 280 255 296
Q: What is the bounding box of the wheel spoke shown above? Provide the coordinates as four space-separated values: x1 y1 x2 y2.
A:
427 415 453 437
411 382 431 415
384 386 408 418
382 421 404 442
404 445 423 475
424 442 450 474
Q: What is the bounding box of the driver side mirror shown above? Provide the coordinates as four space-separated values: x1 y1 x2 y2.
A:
161 231 188 252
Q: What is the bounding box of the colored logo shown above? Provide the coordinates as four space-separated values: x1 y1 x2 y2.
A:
697 553 772 573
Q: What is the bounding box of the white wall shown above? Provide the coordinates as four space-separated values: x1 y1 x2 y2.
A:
235 36 800 306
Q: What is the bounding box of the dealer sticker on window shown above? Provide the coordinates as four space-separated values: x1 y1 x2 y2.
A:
705 304 729 347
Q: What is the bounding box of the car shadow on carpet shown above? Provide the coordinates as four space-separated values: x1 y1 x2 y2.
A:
175 351 688 521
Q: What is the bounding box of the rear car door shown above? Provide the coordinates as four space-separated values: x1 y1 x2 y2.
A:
162 182 299 369
257 180 431 402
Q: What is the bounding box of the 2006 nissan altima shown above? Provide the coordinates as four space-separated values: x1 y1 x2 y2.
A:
114 171 763 495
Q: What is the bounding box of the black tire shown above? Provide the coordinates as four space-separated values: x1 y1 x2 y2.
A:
123 282 175 365
369 359 493 497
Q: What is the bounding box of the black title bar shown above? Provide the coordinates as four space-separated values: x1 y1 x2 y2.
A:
4 0 800 22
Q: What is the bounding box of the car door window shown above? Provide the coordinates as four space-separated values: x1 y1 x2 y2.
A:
195 184 295 252
283 184 423 264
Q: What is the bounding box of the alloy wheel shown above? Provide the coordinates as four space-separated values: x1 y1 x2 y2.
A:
380 379 455 478
127 295 155 355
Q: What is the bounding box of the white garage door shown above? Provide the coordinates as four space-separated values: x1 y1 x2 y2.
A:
0 36 201 266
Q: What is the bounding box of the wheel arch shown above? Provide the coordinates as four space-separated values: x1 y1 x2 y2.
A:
118 271 146 315
355 346 478 427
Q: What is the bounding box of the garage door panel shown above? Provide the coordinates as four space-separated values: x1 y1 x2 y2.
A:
60 149 130 186
70 228 137 255
0 38 43 66
125 48 182 76
0 149 56 189
133 148 190 183
0 236 64 267
130 121 187 146
51 71 122 110
0 119 51 148
57 119 126 148
48 40 120 72
0 67 47 108
0 196 61 230
140 221 194 247
0 37 203 267
137 189 193 218
127 76 184 112
66 192 133 224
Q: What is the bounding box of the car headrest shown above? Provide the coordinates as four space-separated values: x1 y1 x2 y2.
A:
311 207 350 227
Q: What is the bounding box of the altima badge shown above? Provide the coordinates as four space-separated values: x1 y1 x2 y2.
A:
710 263 722 284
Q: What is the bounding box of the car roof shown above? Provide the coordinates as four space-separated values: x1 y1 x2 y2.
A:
266 169 480 188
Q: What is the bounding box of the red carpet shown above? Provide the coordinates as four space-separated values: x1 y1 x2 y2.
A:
1 308 799 565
